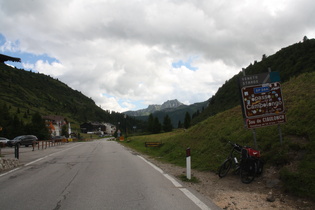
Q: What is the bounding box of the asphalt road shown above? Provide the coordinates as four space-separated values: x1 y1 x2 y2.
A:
0 139 220 210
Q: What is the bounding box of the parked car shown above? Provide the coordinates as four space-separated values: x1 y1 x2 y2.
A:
0 137 10 146
7 135 38 147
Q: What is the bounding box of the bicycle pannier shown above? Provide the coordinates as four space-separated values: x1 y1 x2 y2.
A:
245 147 261 158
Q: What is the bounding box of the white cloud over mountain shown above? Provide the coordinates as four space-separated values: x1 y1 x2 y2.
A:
1 0 314 112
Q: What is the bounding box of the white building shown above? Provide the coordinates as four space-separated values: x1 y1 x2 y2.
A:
104 123 116 135
43 115 67 137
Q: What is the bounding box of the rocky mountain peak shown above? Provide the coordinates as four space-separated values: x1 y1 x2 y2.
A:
161 99 183 109
124 99 184 116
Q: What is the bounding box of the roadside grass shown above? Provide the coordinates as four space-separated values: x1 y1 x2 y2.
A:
178 174 200 183
120 72 315 201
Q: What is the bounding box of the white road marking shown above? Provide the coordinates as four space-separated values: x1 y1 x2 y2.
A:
0 144 82 176
0 167 21 177
137 155 164 174
138 155 212 210
25 157 46 166
163 173 182 188
180 188 212 210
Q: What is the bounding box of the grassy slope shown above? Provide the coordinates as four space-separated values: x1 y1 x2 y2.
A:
122 72 315 200
0 63 113 130
192 39 315 125
0 63 147 137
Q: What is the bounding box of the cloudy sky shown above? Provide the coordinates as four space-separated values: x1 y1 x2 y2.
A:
1 0 314 112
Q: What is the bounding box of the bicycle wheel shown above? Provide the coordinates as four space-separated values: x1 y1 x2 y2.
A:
218 158 232 178
240 158 257 184
256 159 264 176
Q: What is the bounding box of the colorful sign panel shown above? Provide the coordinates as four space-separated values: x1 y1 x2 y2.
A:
241 82 285 118
239 72 286 129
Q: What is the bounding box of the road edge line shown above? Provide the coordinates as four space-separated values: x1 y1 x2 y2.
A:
137 155 212 210
1 144 82 176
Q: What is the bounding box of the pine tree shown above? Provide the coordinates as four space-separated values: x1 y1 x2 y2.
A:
152 117 161 134
28 112 50 140
12 115 24 137
184 112 191 129
61 124 68 137
163 115 173 132
0 104 14 138
178 120 182 128
147 114 154 133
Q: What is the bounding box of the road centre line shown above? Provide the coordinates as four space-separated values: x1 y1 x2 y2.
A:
137 155 212 210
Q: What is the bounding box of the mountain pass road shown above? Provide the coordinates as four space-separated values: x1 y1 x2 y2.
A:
0 139 220 210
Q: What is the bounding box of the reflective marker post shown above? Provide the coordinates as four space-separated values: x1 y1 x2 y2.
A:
15 144 19 159
186 147 191 180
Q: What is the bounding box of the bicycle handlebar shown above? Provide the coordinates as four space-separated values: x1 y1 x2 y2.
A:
228 141 243 151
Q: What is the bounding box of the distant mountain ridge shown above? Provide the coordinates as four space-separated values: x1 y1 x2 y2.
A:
124 99 184 116
124 99 208 128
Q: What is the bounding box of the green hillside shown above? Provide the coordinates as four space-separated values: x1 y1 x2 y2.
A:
0 63 140 133
192 38 315 125
123 71 315 200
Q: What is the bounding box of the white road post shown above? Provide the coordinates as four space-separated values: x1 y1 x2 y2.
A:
68 122 72 138
186 147 191 180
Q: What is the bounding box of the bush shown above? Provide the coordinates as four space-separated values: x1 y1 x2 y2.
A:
280 168 315 200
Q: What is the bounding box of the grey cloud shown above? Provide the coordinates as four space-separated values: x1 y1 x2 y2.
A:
1 0 314 111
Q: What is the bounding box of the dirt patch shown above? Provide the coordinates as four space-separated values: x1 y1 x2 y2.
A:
144 155 314 210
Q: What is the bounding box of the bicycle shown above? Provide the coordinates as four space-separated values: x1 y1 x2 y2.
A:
218 141 262 184
218 141 242 178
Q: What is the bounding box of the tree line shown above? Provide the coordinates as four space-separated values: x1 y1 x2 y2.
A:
0 103 53 140
146 112 191 134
